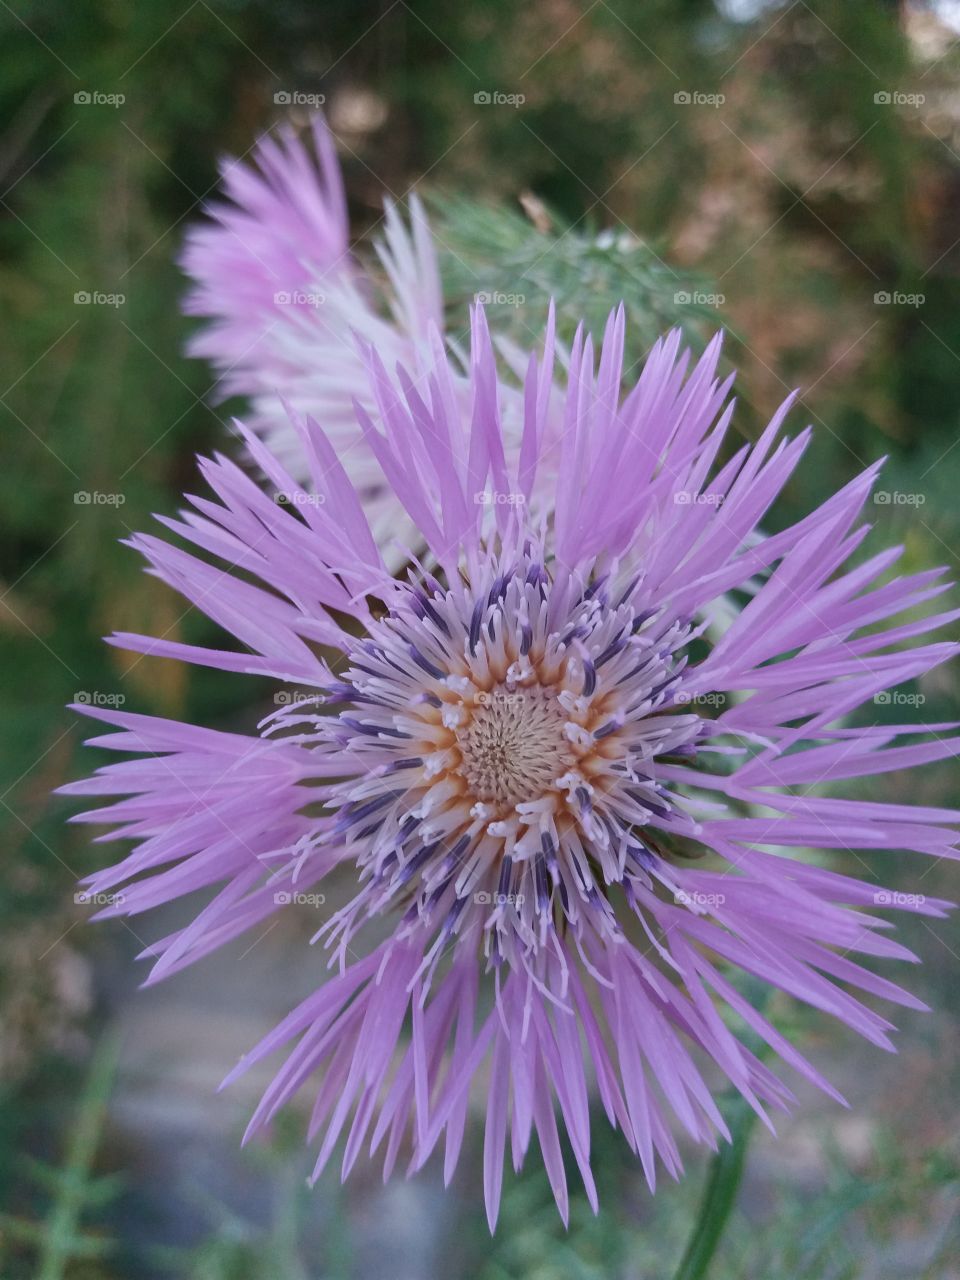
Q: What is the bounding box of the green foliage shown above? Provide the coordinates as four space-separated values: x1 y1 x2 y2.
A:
671 1097 758 1280
452 1105 960 1280
431 193 716 362
0 1035 122 1280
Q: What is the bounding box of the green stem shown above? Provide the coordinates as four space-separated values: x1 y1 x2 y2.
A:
671 1098 758 1280
37 1033 120 1280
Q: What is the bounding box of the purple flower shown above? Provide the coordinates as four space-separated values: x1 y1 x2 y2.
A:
181 116 452 556
64 309 959 1229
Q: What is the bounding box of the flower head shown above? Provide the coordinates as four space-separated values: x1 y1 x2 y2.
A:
181 115 448 552
65 308 959 1228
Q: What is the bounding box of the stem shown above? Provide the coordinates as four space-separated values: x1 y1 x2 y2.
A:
37 1033 120 1280
671 1097 757 1280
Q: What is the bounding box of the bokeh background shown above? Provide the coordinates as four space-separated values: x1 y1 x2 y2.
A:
2 1 959 1276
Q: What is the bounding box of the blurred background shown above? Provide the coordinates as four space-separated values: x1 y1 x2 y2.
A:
2 1 959 1276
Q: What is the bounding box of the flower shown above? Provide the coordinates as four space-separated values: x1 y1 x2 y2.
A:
63 308 959 1229
180 115 449 555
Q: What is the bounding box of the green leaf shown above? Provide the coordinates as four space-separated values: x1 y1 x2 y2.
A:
671 1096 758 1280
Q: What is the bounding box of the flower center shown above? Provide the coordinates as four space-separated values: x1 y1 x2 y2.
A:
283 554 705 983
454 683 574 806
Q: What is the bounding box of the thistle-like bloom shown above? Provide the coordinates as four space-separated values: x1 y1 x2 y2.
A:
181 116 447 553
64 310 959 1228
